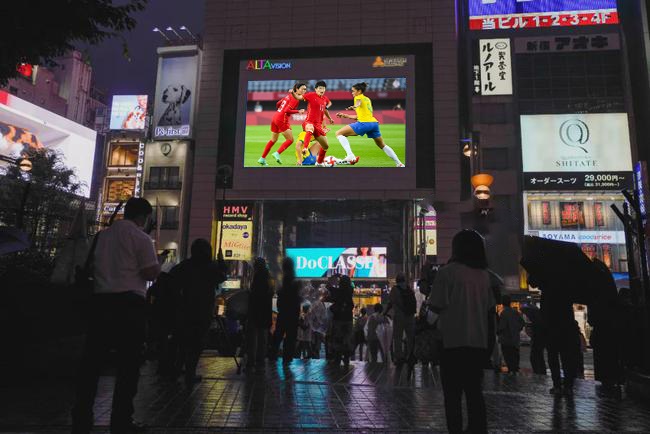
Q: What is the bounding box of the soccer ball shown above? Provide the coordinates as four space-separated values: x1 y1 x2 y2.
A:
323 156 337 167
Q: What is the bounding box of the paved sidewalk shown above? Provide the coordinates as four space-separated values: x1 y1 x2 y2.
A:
1 351 649 433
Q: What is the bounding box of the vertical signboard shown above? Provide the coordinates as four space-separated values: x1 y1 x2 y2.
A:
479 39 513 96
153 50 199 139
134 142 145 197
414 204 437 256
215 202 254 261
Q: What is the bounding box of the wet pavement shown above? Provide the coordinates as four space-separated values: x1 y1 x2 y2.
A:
1 349 650 433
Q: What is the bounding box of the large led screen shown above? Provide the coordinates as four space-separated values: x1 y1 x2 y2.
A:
469 0 619 30
237 56 412 171
110 95 148 130
0 91 97 197
243 77 406 168
286 247 387 278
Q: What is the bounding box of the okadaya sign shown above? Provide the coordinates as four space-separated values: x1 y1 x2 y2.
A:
469 0 619 30
216 202 254 261
521 113 633 191
286 247 388 278
530 230 626 245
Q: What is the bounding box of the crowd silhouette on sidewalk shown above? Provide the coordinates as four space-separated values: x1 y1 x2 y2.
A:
70 197 637 434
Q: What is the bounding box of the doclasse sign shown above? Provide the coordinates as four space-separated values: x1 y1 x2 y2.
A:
286 247 387 278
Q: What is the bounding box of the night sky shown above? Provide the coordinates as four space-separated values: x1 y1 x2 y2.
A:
87 0 204 99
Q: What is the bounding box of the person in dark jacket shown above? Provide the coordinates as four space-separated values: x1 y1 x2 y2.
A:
588 260 620 390
169 239 227 386
522 303 547 375
386 273 417 366
272 257 302 363
246 258 274 373
532 273 578 396
328 275 354 367
497 295 525 374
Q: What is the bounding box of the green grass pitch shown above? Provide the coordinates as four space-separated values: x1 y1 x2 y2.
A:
243 124 406 168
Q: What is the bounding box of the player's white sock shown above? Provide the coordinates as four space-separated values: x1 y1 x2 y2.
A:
382 145 402 165
336 135 356 159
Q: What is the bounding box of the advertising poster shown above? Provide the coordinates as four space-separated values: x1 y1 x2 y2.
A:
214 202 254 261
542 201 551 225
469 0 619 30
521 113 633 190
560 202 585 229
414 204 437 256
0 90 97 197
153 54 199 139
109 95 148 130
594 202 605 227
215 221 253 261
285 247 388 278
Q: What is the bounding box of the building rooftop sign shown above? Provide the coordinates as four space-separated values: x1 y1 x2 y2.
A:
469 0 619 31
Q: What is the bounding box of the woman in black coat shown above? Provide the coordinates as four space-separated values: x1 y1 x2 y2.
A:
272 257 302 363
246 258 274 372
329 275 354 367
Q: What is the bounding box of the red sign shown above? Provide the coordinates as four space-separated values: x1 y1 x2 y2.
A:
470 11 619 30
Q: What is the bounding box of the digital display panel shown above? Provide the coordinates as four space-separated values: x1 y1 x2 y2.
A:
286 247 388 278
237 56 412 171
110 95 148 130
0 90 97 197
469 0 619 30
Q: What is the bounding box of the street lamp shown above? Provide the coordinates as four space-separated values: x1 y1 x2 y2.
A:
152 27 171 42
166 26 183 40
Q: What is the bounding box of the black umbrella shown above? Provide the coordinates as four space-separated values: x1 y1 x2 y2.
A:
521 235 597 304
223 289 249 321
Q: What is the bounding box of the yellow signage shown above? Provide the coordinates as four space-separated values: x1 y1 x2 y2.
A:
215 221 253 261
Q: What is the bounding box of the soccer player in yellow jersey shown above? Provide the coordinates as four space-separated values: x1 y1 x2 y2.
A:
335 82 404 167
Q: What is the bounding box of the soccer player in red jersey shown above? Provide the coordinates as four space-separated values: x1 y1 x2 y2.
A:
258 82 307 166
300 81 335 166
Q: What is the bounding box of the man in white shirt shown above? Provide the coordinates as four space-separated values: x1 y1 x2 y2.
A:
72 198 160 434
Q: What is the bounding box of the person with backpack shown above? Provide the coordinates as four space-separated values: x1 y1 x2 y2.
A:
385 273 417 366
169 239 227 386
497 294 525 374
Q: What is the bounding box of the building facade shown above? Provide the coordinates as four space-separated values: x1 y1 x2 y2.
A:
191 0 460 284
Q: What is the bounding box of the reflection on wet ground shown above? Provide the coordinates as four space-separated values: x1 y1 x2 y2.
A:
1 351 649 433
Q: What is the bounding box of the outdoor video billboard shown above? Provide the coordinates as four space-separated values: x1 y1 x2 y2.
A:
0 91 97 197
469 0 619 30
109 95 148 130
286 247 388 278
520 113 633 190
153 52 199 139
239 55 411 170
